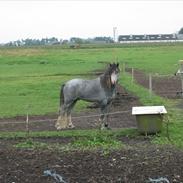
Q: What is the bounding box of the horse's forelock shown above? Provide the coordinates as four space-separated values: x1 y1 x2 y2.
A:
106 63 119 75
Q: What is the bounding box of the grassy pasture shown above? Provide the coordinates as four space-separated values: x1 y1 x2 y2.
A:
1 43 183 117
0 43 183 148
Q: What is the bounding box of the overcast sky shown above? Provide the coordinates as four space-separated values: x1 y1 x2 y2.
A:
0 1 183 43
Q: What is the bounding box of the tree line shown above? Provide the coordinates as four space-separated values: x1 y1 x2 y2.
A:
2 36 114 47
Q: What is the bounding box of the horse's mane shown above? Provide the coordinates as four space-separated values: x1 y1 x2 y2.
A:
100 64 116 90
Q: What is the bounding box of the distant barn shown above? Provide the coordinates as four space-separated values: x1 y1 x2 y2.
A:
118 34 179 43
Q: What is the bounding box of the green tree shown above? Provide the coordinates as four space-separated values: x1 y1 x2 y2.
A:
178 27 183 34
70 37 83 44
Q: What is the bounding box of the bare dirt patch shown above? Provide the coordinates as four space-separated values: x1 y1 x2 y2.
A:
0 145 183 183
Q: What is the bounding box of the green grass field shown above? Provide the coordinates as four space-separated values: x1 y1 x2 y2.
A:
0 43 183 148
1 43 183 117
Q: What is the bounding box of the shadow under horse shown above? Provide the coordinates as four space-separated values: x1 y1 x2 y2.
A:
55 63 120 130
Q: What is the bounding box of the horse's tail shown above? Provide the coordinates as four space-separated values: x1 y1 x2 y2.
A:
60 84 65 107
56 84 66 128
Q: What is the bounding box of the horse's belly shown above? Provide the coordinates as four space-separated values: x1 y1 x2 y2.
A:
64 78 106 102
78 89 105 102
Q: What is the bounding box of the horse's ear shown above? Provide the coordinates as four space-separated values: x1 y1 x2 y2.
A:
116 63 119 67
109 63 112 67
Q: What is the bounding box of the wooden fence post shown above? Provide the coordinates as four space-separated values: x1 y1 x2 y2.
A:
149 73 152 97
181 79 183 97
123 63 126 74
26 105 30 136
131 68 134 83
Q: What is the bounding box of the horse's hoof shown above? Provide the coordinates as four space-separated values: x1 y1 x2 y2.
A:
55 125 62 130
100 127 111 130
100 124 111 130
55 124 67 130
68 124 75 129
55 123 60 129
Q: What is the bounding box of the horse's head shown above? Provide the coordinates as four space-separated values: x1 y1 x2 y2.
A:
100 63 120 89
108 63 120 85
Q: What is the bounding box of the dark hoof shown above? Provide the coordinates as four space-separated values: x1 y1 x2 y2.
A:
68 124 75 129
100 124 111 130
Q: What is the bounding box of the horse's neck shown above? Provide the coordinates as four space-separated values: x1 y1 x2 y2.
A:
100 73 115 91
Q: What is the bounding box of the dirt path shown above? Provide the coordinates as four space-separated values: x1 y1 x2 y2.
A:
127 68 182 98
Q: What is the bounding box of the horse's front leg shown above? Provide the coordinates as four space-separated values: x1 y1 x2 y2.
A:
66 100 77 129
67 112 75 129
99 102 112 130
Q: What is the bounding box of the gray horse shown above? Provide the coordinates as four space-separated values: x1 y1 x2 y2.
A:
55 63 120 130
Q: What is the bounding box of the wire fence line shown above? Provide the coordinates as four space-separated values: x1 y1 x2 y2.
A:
124 66 183 97
132 72 177 78
0 110 131 125
125 65 178 78
156 91 182 94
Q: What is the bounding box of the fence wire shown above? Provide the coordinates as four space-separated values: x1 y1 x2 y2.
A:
0 110 131 125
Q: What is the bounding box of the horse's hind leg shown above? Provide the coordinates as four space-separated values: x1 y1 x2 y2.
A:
55 105 68 130
55 100 77 130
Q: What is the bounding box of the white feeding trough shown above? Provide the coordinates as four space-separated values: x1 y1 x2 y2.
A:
132 106 167 135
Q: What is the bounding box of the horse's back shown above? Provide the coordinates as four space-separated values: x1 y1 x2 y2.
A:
65 78 100 88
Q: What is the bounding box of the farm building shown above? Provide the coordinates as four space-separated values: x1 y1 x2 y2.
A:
118 33 182 43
